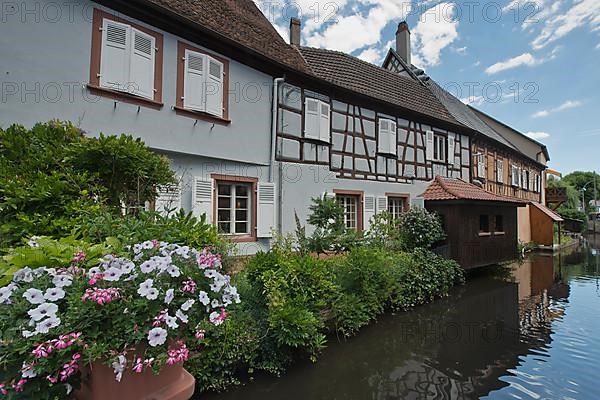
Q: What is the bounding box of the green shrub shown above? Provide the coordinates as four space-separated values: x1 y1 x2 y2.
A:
363 211 403 251
397 207 445 250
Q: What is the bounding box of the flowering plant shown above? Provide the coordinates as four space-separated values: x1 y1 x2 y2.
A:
0 241 239 399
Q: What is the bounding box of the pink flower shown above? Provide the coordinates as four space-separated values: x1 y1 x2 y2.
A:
152 309 168 327
151 239 160 248
32 344 53 359
47 374 58 384
194 330 205 340
12 379 27 393
72 251 87 263
59 354 81 382
132 357 144 373
166 342 189 365
181 279 197 294
82 288 120 305
197 250 221 269
0 383 7 395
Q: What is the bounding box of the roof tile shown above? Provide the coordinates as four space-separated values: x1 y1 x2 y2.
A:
422 176 527 203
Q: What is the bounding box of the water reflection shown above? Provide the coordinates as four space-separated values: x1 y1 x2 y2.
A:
203 239 600 400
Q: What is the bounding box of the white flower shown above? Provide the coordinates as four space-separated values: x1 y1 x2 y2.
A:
103 267 123 282
175 310 188 324
141 241 154 250
166 265 180 278
43 287 66 302
146 288 159 300
22 362 37 378
28 236 40 247
204 269 218 279
0 286 14 304
147 327 168 347
120 261 135 274
13 267 34 283
65 384 73 395
137 279 154 297
22 329 37 338
166 315 179 329
23 288 45 304
209 311 223 326
53 274 72 288
133 243 143 254
140 260 156 274
198 291 210 306
36 316 61 334
112 355 127 382
164 289 174 304
28 303 58 321
181 299 195 311
211 299 222 309
87 267 102 278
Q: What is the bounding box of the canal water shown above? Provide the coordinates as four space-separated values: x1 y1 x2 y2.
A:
204 237 600 400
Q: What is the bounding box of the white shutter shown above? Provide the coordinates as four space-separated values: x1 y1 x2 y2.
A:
100 19 130 91
376 196 388 213
411 197 425 209
129 28 155 99
257 183 276 238
319 102 331 143
378 119 391 154
363 195 376 231
447 135 455 165
192 177 213 224
183 50 206 112
205 57 224 117
426 131 434 161
477 155 485 178
304 98 320 140
155 184 182 217
496 160 504 183
389 120 397 156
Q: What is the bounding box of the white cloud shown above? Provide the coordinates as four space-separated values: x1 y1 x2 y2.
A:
485 53 540 74
460 95 485 106
411 2 459 67
531 0 600 49
532 100 583 118
357 47 382 63
596 42 600 50
452 46 468 55
304 1 412 53
525 131 550 140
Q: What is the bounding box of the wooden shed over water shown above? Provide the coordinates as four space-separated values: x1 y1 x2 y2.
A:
422 176 526 269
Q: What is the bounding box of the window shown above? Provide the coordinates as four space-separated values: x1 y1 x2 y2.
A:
496 159 504 183
217 183 251 235
477 154 486 178
511 165 520 186
494 215 504 233
524 170 530 190
377 118 397 155
304 98 330 142
337 195 359 230
89 9 163 105
387 197 406 220
176 42 229 121
433 134 446 162
479 215 490 234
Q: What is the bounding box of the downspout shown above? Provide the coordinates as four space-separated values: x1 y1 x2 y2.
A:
270 77 285 233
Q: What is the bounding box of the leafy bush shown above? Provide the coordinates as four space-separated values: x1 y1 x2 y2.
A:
0 242 238 399
0 237 121 285
305 194 361 253
363 212 403 251
0 121 175 248
396 207 445 250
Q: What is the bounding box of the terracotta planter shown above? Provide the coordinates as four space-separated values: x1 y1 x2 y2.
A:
74 361 195 400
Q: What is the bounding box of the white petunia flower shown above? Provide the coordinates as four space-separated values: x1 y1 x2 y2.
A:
164 289 174 304
22 362 37 378
43 287 66 302
146 288 159 300
211 299 222 309
28 236 40 247
112 355 127 382
137 279 154 297
166 315 179 329
120 261 135 274
103 267 123 282
198 291 210 306
87 267 102 278
147 327 168 347
13 267 34 283
0 286 14 304
141 241 154 250
52 274 72 288
23 288 45 304
65 384 73 395
175 310 188 324
28 303 58 321
22 329 37 338
181 299 195 311
166 265 180 278
35 316 61 334
140 260 156 274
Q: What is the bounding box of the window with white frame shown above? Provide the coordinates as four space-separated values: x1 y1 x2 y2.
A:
511 165 519 186
99 19 156 99
476 154 486 178
337 195 358 230
433 134 446 162
377 118 397 155
496 159 504 183
524 170 530 190
304 98 330 142
182 49 224 117
387 197 406 220
216 183 251 235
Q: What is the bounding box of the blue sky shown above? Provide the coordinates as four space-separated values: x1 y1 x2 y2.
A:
255 0 600 174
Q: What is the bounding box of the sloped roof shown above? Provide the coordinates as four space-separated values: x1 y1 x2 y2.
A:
530 201 563 222
297 47 459 126
140 0 310 73
422 176 525 204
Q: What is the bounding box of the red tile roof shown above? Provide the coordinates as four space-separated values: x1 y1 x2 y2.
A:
530 201 563 222
422 176 526 204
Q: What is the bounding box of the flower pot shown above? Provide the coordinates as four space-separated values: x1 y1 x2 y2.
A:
74 361 195 400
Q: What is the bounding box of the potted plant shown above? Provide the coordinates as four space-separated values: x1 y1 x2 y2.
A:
0 240 239 399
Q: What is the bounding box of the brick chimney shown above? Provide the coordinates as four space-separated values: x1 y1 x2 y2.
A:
395 21 411 65
289 18 301 46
